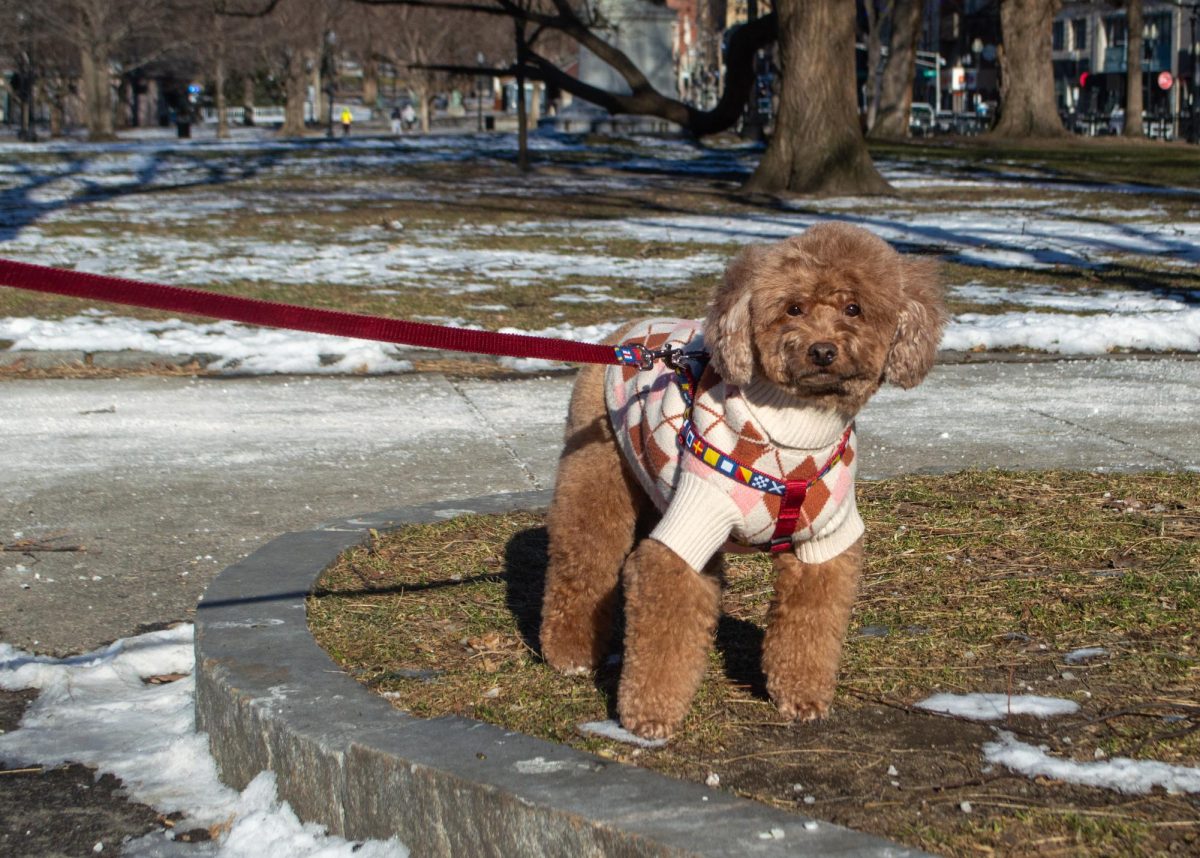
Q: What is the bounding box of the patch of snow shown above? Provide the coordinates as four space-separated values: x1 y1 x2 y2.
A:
914 693 1080 721
578 719 668 749
1064 647 1110 664
983 730 1200 795
942 308 1200 354
0 626 407 856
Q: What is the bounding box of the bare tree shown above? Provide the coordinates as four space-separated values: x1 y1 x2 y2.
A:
224 0 888 195
0 3 58 140
992 0 1066 137
366 6 471 133
1124 0 1143 138
24 0 183 141
341 0 774 137
746 0 890 195
868 0 921 139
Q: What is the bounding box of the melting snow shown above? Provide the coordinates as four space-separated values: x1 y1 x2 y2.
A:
984 731 1200 795
914 693 1081 720
578 719 668 749
0 626 406 856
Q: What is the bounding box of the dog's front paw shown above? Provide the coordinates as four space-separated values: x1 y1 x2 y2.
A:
775 697 831 723
617 694 687 741
541 644 597 677
540 621 603 676
618 713 677 741
549 660 592 677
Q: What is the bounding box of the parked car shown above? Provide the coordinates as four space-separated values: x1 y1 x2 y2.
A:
909 102 935 137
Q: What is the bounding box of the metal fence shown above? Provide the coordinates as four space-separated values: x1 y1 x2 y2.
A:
1061 111 1195 141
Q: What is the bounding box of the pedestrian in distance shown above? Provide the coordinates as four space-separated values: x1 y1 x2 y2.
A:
401 103 417 133
390 107 402 135
341 107 353 137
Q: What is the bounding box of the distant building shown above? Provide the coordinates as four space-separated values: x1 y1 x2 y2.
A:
1053 0 1192 135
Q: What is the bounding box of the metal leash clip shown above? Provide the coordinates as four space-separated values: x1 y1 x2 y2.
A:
641 344 704 372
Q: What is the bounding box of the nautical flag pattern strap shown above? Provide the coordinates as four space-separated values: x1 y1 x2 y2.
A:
676 419 853 500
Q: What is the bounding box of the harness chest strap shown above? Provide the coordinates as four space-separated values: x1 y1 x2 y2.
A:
679 420 853 553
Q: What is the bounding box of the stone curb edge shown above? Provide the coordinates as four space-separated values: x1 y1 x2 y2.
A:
194 491 928 857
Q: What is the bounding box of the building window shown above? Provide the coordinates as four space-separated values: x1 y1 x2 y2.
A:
1053 20 1065 51
1105 15 1127 49
1143 11 1173 70
1071 18 1087 52
1102 14 1127 72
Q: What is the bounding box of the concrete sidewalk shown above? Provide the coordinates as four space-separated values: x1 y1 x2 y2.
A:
1 357 1197 656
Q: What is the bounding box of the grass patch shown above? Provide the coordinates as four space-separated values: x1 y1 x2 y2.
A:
869 137 1200 190
309 470 1200 857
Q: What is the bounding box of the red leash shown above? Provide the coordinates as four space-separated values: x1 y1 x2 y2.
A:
0 258 649 367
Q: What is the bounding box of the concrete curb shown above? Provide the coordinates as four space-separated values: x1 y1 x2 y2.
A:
194 492 928 857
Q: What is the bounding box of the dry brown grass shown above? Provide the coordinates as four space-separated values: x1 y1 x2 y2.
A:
309 470 1200 857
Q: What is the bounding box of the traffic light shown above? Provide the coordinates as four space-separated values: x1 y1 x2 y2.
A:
1078 71 1090 88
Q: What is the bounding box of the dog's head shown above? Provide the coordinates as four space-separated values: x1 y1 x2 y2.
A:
705 223 945 415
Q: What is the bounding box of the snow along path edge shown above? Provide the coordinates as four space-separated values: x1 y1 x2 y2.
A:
193 491 927 857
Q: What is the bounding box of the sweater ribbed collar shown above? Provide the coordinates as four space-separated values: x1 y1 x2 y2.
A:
737 377 851 450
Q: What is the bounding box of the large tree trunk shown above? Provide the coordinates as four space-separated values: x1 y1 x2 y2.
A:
116 76 132 129
80 43 116 141
870 0 922 139
281 49 309 137
993 0 1065 137
416 83 431 133
362 56 379 111
242 76 255 126
1124 0 1144 138
745 0 890 196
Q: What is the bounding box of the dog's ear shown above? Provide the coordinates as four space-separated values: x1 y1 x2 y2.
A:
705 245 764 386
883 256 946 389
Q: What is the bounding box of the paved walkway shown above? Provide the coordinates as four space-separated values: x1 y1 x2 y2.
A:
1 358 1197 656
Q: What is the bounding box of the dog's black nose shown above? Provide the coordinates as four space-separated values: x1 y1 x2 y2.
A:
808 342 838 367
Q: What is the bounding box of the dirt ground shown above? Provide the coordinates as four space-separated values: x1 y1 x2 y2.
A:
0 690 166 858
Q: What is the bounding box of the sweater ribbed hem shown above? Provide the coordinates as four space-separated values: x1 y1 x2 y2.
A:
740 378 850 449
649 472 742 572
794 507 865 564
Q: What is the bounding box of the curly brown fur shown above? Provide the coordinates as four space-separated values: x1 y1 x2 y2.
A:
616 541 723 739
540 223 944 739
541 360 653 674
762 539 864 721
707 222 945 413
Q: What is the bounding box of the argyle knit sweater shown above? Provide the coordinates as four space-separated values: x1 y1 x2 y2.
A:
606 319 863 572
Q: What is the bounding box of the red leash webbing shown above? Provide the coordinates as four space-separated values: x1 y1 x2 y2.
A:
0 258 623 366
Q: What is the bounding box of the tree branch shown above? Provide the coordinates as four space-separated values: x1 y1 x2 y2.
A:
527 14 776 137
350 0 777 137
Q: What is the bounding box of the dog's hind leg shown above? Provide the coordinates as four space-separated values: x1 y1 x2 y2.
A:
617 541 722 739
541 364 645 674
761 539 864 721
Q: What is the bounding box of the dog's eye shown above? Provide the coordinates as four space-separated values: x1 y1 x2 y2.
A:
786 304 804 317
845 303 862 317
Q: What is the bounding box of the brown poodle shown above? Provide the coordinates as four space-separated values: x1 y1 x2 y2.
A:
540 222 945 739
